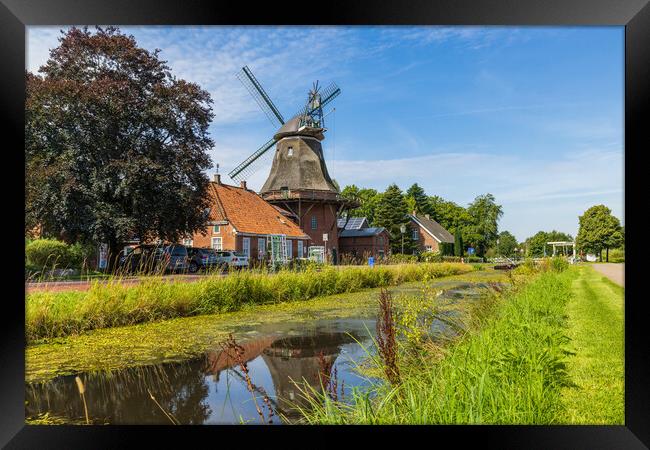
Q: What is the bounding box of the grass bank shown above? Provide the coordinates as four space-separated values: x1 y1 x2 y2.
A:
299 265 578 424
26 270 505 384
560 266 624 424
26 263 472 342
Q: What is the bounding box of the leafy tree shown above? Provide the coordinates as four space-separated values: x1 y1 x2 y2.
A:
464 194 503 257
406 183 432 216
428 195 473 236
375 184 414 254
341 185 383 225
26 26 214 268
576 205 623 262
496 231 518 257
524 230 573 257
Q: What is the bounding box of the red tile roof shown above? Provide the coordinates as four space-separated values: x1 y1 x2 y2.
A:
209 182 310 238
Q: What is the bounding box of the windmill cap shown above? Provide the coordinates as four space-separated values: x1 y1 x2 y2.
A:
274 116 325 140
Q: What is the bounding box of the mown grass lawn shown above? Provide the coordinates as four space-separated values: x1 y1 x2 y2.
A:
560 265 624 424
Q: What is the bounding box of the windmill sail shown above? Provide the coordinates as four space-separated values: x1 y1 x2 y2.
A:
228 137 277 182
236 66 285 128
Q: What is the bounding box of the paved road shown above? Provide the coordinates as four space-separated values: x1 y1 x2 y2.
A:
591 263 624 287
26 273 224 293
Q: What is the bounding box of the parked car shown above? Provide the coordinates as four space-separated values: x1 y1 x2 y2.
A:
215 250 250 269
118 244 189 274
187 247 223 273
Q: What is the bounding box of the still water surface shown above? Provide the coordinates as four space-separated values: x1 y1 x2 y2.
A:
26 281 499 424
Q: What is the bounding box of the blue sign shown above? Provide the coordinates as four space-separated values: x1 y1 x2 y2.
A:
467 247 475 255
368 256 375 268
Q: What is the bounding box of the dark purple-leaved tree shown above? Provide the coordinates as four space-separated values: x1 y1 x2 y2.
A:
26 26 214 268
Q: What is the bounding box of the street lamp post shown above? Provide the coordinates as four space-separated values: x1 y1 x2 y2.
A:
400 224 406 254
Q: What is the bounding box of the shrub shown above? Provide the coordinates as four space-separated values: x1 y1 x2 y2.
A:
26 239 73 268
418 251 441 263
549 256 569 273
384 254 419 265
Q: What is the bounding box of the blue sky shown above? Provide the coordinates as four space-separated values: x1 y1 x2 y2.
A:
27 26 624 241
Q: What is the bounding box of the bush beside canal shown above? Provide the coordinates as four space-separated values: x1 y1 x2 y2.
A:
26 263 473 342
298 263 577 424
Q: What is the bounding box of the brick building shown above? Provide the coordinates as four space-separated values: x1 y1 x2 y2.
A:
407 212 454 254
337 217 390 261
182 175 311 260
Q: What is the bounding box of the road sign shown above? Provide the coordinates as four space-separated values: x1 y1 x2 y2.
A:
323 233 328 242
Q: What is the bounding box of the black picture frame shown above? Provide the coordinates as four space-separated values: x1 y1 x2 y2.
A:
1 0 647 447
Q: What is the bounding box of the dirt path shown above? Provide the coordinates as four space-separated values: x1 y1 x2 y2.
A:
590 263 624 287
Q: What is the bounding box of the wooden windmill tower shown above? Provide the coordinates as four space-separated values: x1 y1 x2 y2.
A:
229 66 357 261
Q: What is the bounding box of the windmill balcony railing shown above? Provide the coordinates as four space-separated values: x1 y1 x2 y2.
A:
263 189 344 202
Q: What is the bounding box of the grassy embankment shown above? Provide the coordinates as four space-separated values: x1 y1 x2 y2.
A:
297 262 624 424
26 268 505 384
26 263 472 342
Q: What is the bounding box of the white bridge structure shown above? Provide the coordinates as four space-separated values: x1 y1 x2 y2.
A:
547 241 577 263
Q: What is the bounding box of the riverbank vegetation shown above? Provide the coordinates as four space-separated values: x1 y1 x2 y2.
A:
26 270 506 384
26 263 472 342
295 261 623 424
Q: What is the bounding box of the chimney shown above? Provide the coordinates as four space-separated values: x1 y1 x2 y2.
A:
240 180 247 190
213 173 221 184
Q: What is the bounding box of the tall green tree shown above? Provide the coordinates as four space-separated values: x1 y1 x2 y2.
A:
341 185 383 225
428 195 472 235
576 205 623 262
454 229 464 257
406 183 432 216
375 184 414 254
464 194 503 257
25 26 214 267
496 231 518 257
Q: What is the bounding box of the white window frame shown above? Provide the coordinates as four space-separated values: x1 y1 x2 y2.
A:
425 245 433 252
242 237 250 257
258 238 266 257
213 225 220 234
297 240 304 258
183 238 193 247
412 229 419 240
286 240 293 259
211 237 222 250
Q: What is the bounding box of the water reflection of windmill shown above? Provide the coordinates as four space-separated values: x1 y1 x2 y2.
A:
261 331 358 422
229 66 357 256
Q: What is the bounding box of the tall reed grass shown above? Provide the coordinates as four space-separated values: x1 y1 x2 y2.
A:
26 263 472 342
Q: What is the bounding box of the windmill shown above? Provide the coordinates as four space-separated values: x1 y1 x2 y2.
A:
228 66 341 183
228 66 356 260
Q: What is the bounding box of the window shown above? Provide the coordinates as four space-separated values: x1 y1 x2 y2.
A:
286 240 293 259
242 237 250 257
213 225 220 234
287 146 293 156
378 250 385 258
311 216 317 230
183 238 193 247
258 238 266 257
412 229 419 241
378 236 384 246
211 237 222 250
425 245 432 252
297 240 304 257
